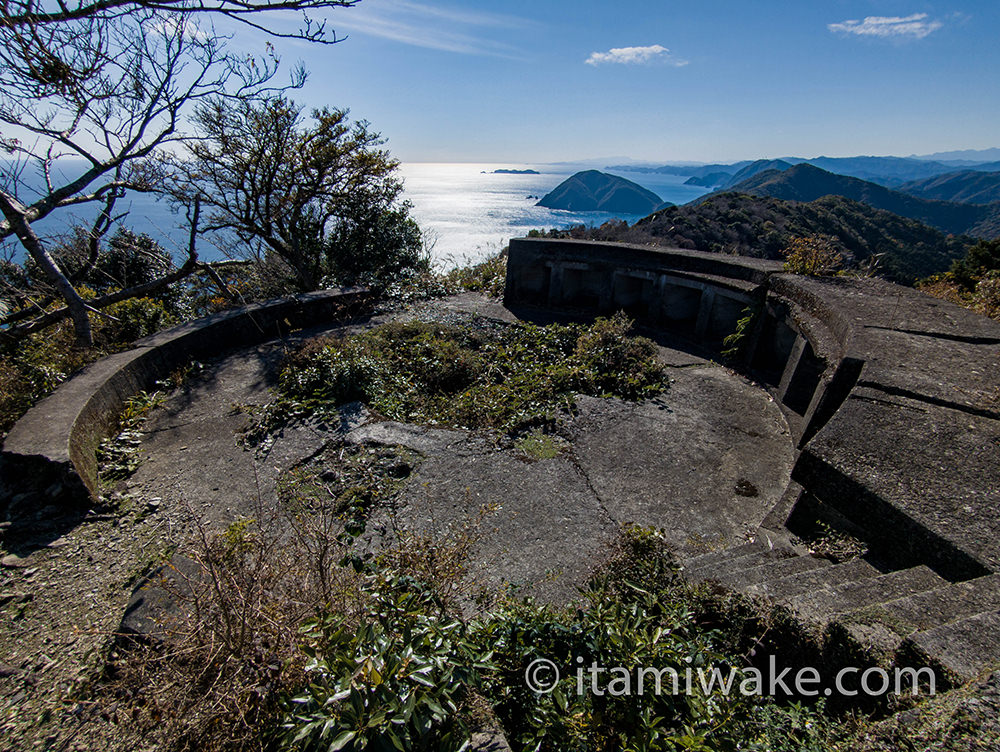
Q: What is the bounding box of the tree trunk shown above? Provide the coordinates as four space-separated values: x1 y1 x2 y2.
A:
0 191 94 346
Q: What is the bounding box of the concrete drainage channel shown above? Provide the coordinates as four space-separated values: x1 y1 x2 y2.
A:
1 238 999 735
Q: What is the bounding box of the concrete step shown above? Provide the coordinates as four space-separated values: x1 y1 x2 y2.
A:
788 565 948 624
685 546 801 583
834 575 1000 663
702 553 831 590
905 610 1000 683
680 542 772 573
744 557 883 602
862 574 1000 635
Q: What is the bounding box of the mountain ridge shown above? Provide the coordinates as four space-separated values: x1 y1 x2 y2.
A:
899 170 1000 205
540 192 972 285
607 152 1000 189
719 163 1000 238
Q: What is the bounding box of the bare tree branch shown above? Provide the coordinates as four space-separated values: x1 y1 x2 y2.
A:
2 0 361 43
0 0 333 344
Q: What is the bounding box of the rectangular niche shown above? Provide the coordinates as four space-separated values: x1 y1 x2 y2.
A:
706 293 749 344
752 314 798 386
514 263 550 304
561 266 607 310
612 272 655 320
782 340 825 416
659 280 702 334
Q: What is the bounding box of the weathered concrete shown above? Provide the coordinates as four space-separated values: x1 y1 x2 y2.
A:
1 288 368 515
346 360 794 603
505 236 1000 684
565 377 793 554
505 239 1000 579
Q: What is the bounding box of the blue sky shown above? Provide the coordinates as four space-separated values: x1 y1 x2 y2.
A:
235 1 998 163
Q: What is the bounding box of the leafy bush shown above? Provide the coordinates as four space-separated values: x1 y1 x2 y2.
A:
321 200 428 291
98 296 178 345
475 579 729 752
473 527 846 752
0 322 94 435
0 294 180 437
919 239 1000 321
781 236 845 277
388 249 508 302
949 238 1000 291
277 525 843 752
279 574 493 752
270 313 667 435
440 251 508 298
572 313 666 399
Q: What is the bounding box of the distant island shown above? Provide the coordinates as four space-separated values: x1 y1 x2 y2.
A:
484 168 540 174
537 170 664 214
607 153 1000 188
683 172 731 188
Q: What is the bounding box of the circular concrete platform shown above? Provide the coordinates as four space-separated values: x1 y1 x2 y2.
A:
124 295 795 603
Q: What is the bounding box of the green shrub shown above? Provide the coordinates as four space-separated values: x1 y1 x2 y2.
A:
472 527 847 752
97 296 177 345
0 292 178 437
572 312 665 399
277 524 847 752
0 322 95 435
269 314 667 437
279 574 493 752
440 251 508 298
389 250 508 302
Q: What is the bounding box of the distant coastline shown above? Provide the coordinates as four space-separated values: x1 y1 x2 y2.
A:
485 168 540 175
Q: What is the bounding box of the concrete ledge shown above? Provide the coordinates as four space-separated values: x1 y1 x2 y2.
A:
1 288 369 511
504 237 1000 581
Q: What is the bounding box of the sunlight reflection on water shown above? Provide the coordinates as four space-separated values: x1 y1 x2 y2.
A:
400 162 710 268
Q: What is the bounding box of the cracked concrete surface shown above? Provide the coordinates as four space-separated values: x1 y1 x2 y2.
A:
122 294 795 604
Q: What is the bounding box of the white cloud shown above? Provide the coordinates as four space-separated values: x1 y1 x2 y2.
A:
585 44 688 67
333 0 530 57
828 13 943 39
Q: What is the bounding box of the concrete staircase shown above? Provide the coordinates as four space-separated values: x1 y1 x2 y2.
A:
680 538 1000 684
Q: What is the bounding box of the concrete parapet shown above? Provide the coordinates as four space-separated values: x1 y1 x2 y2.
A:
504 237 1000 583
1 288 368 513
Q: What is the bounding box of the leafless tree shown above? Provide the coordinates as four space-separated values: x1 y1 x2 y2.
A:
3 0 360 43
0 0 360 345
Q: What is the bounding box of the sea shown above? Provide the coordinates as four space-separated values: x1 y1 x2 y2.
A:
7 162 710 268
398 163 709 266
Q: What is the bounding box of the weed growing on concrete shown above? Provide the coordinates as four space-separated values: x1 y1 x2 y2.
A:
515 431 567 460
96 390 165 486
264 312 667 438
721 304 762 363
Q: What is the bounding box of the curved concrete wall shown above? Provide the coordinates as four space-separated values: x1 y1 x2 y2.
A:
504 238 1000 581
1 288 368 513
